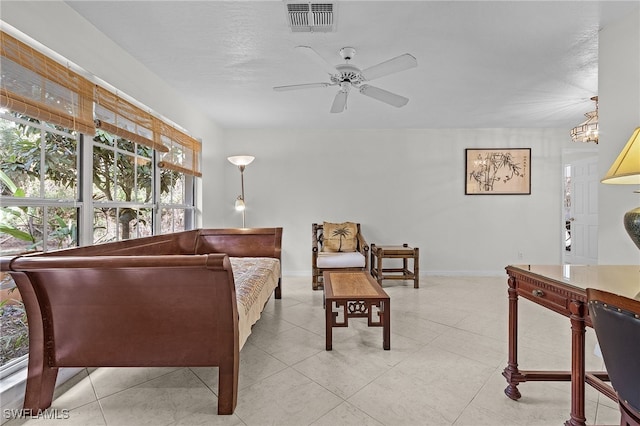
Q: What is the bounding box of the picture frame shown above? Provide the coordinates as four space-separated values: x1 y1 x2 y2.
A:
465 148 531 195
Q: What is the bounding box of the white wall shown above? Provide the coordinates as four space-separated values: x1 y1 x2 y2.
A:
221 128 567 275
598 8 640 264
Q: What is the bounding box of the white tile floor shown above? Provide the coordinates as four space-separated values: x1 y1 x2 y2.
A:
5 276 622 425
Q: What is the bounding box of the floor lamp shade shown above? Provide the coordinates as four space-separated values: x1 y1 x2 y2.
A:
601 127 640 249
227 155 255 167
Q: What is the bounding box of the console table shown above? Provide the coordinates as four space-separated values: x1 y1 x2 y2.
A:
370 243 419 288
502 264 640 426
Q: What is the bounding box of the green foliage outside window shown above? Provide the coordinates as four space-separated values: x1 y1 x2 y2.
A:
0 117 78 253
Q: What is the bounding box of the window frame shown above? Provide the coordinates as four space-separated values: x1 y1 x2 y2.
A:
0 112 81 253
0 28 200 402
0 115 198 373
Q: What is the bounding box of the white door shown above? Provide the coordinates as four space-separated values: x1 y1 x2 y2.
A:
565 156 598 265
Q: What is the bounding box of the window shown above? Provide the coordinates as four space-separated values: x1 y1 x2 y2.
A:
0 113 80 369
0 112 198 370
0 113 79 254
159 171 195 233
91 129 155 242
0 28 200 376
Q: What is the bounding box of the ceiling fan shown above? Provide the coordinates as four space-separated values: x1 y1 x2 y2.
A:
273 46 418 113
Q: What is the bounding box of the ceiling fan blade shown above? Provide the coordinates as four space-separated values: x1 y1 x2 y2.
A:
360 53 417 81
273 82 330 92
359 84 409 108
330 90 348 113
295 45 339 76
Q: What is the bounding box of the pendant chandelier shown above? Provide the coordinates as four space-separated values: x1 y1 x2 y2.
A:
570 96 598 144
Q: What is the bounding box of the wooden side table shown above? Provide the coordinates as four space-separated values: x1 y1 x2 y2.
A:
370 244 419 288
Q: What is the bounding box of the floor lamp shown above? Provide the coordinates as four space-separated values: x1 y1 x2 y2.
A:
227 155 255 228
601 127 640 249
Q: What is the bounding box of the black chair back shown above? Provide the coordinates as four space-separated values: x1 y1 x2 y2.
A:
587 288 640 426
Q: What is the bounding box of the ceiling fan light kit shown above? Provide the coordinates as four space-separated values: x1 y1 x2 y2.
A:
339 47 356 60
273 45 417 113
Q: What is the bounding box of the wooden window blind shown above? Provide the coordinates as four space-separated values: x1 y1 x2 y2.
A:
94 86 168 152
95 88 202 175
0 31 95 134
156 121 202 177
1 30 201 177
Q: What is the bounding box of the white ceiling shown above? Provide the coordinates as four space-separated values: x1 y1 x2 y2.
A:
65 1 639 130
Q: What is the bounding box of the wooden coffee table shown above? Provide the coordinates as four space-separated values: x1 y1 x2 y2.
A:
323 271 390 350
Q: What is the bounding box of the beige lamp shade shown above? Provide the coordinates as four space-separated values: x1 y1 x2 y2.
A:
601 127 640 185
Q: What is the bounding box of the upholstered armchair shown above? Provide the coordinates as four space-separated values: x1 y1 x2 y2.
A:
312 222 369 290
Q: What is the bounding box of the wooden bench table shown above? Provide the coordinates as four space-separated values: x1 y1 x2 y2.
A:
323 271 390 351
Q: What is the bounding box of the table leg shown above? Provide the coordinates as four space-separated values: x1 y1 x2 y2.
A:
370 244 375 278
565 301 587 426
414 247 419 288
325 299 333 351
503 275 522 400
382 300 390 350
402 244 408 278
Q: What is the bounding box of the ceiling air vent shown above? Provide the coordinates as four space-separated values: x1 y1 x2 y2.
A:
286 2 336 33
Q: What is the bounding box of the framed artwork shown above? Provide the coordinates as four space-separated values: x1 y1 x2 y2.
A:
465 148 531 195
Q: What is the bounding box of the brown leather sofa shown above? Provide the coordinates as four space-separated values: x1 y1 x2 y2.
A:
0 227 283 415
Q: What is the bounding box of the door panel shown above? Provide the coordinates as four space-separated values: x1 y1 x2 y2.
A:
566 156 598 265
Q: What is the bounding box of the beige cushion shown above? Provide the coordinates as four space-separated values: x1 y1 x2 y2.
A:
322 221 358 252
317 251 366 268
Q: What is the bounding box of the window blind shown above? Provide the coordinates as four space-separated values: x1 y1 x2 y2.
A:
156 121 202 177
94 86 168 152
95 88 202 175
1 30 202 177
0 31 95 134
